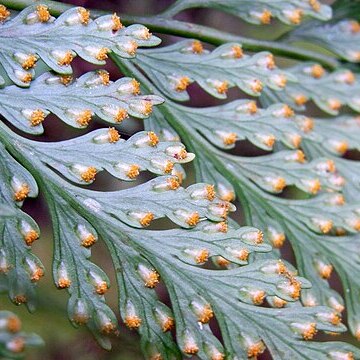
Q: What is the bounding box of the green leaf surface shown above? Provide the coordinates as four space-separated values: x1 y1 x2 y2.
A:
1 120 358 359
141 96 360 346
305 116 360 153
262 63 360 114
20 129 193 184
0 310 43 359
0 71 163 134
136 41 295 101
1 2 360 359
163 0 332 25
0 144 41 312
288 19 360 63
300 115 360 201
169 100 302 151
0 5 160 86
332 0 360 21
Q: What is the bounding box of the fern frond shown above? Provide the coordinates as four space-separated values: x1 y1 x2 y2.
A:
288 19 360 63
162 0 332 25
0 71 163 134
0 5 160 86
168 101 302 151
18 129 192 183
262 63 360 114
301 115 360 205
211 146 360 339
139 92 360 344
305 116 360 154
0 310 43 358
130 32 360 339
136 41 295 100
1 119 358 358
1 2 360 359
0 144 42 311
